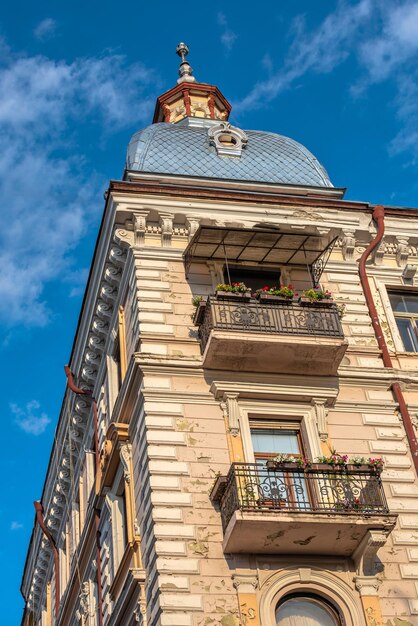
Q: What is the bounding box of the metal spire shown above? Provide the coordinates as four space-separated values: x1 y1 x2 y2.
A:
176 42 196 84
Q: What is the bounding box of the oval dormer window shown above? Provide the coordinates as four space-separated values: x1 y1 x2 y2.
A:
208 122 248 157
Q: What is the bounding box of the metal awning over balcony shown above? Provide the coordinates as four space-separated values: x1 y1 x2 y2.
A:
184 225 338 285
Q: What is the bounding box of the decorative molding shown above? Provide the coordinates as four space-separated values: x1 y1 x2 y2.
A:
186 217 200 241
120 442 132 483
353 575 382 597
373 240 386 266
221 393 241 436
159 213 173 247
232 573 259 593
342 230 356 261
396 236 410 267
352 530 390 578
134 211 149 247
311 398 328 442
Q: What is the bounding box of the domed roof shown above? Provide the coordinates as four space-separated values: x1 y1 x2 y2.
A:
126 120 333 188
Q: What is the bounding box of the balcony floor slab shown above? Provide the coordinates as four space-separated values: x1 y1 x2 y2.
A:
203 330 348 375
222 510 397 556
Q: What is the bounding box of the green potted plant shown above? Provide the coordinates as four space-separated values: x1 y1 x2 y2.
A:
255 284 297 304
215 282 252 300
299 287 333 306
347 457 370 472
367 457 384 474
192 295 207 325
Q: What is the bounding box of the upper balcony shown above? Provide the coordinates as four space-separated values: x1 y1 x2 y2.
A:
196 296 347 375
211 463 396 557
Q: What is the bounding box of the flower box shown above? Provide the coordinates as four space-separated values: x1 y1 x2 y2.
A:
215 290 252 300
192 301 207 325
299 297 334 307
256 293 294 304
346 464 371 472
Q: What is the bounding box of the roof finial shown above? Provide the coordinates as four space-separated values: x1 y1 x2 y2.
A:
176 42 196 84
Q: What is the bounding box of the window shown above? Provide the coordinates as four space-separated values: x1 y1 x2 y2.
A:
389 291 418 352
250 421 309 509
226 266 280 291
276 594 341 626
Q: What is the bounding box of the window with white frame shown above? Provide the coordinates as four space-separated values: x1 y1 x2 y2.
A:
388 290 418 352
275 594 342 625
104 465 128 578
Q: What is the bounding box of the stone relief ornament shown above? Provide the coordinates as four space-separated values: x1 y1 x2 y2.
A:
208 122 248 157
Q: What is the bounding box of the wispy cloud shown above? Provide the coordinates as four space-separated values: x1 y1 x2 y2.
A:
217 12 237 53
34 18 57 41
0 45 157 328
237 0 418 161
10 521 24 530
11 400 51 435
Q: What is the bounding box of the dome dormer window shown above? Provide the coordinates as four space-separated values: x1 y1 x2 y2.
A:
208 122 248 157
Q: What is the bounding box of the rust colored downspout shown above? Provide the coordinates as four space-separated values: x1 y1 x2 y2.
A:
64 365 104 626
34 501 60 619
359 205 418 473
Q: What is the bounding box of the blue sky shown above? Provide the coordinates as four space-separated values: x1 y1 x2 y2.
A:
1 0 418 621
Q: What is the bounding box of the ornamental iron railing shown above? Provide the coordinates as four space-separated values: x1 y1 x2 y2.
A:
213 463 389 532
199 297 344 353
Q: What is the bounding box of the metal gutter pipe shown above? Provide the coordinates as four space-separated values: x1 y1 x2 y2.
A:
34 501 60 618
359 205 418 473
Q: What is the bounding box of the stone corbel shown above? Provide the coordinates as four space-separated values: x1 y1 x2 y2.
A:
396 236 410 268
373 240 386 266
311 398 328 442
133 211 149 247
352 529 389 596
221 393 241 436
186 217 200 241
342 230 356 261
159 213 173 247
114 228 134 248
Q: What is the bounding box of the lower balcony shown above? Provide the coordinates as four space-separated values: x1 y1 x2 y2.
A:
211 463 396 556
198 297 347 375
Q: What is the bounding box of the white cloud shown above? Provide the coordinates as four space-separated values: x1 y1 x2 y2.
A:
34 18 57 41
0 48 157 327
238 0 372 111
217 12 237 52
11 521 24 530
11 400 51 435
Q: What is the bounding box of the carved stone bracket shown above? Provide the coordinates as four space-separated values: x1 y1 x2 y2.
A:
354 575 382 597
373 240 386 266
396 236 410 268
342 230 356 261
160 213 173 247
186 217 200 241
311 398 328 442
134 211 149 247
232 573 259 593
221 393 241 436
98 422 130 493
120 442 133 483
353 529 390 578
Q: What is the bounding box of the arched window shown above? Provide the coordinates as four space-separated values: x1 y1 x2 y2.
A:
276 594 341 626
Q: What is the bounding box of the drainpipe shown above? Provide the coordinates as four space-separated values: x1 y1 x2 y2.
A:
34 501 60 619
359 204 418 473
64 365 104 626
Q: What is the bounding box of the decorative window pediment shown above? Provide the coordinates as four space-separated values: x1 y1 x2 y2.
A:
208 122 248 157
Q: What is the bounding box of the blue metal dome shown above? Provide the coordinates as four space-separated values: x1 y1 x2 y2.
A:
126 120 333 188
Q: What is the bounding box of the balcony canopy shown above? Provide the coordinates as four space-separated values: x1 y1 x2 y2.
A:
184 225 338 285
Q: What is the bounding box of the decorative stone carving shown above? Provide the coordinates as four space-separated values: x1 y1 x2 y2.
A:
232 574 259 592
396 236 410 267
311 398 328 442
100 284 117 303
79 581 91 618
134 211 149 246
160 214 173 247
208 122 248 157
104 265 122 286
373 240 386 265
354 575 382 597
353 529 389 592
109 244 127 267
186 217 200 241
114 228 134 248
221 393 241 436
96 301 113 320
120 442 132 483
342 230 356 261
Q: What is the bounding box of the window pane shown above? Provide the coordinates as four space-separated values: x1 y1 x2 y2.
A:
402 294 418 314
389 292 407 312
227 267 280 291
251 428 300 455
396 318 418 352
389 292 418 313
276 597 339 626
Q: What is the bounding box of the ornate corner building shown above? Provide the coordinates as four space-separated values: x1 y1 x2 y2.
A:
20 44 418 626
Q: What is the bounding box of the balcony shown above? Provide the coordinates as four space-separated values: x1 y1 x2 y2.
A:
197 297 347 375
211 463 396 556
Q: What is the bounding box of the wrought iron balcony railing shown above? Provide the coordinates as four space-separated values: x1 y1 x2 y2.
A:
212 463 389 532
198 297 344 354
